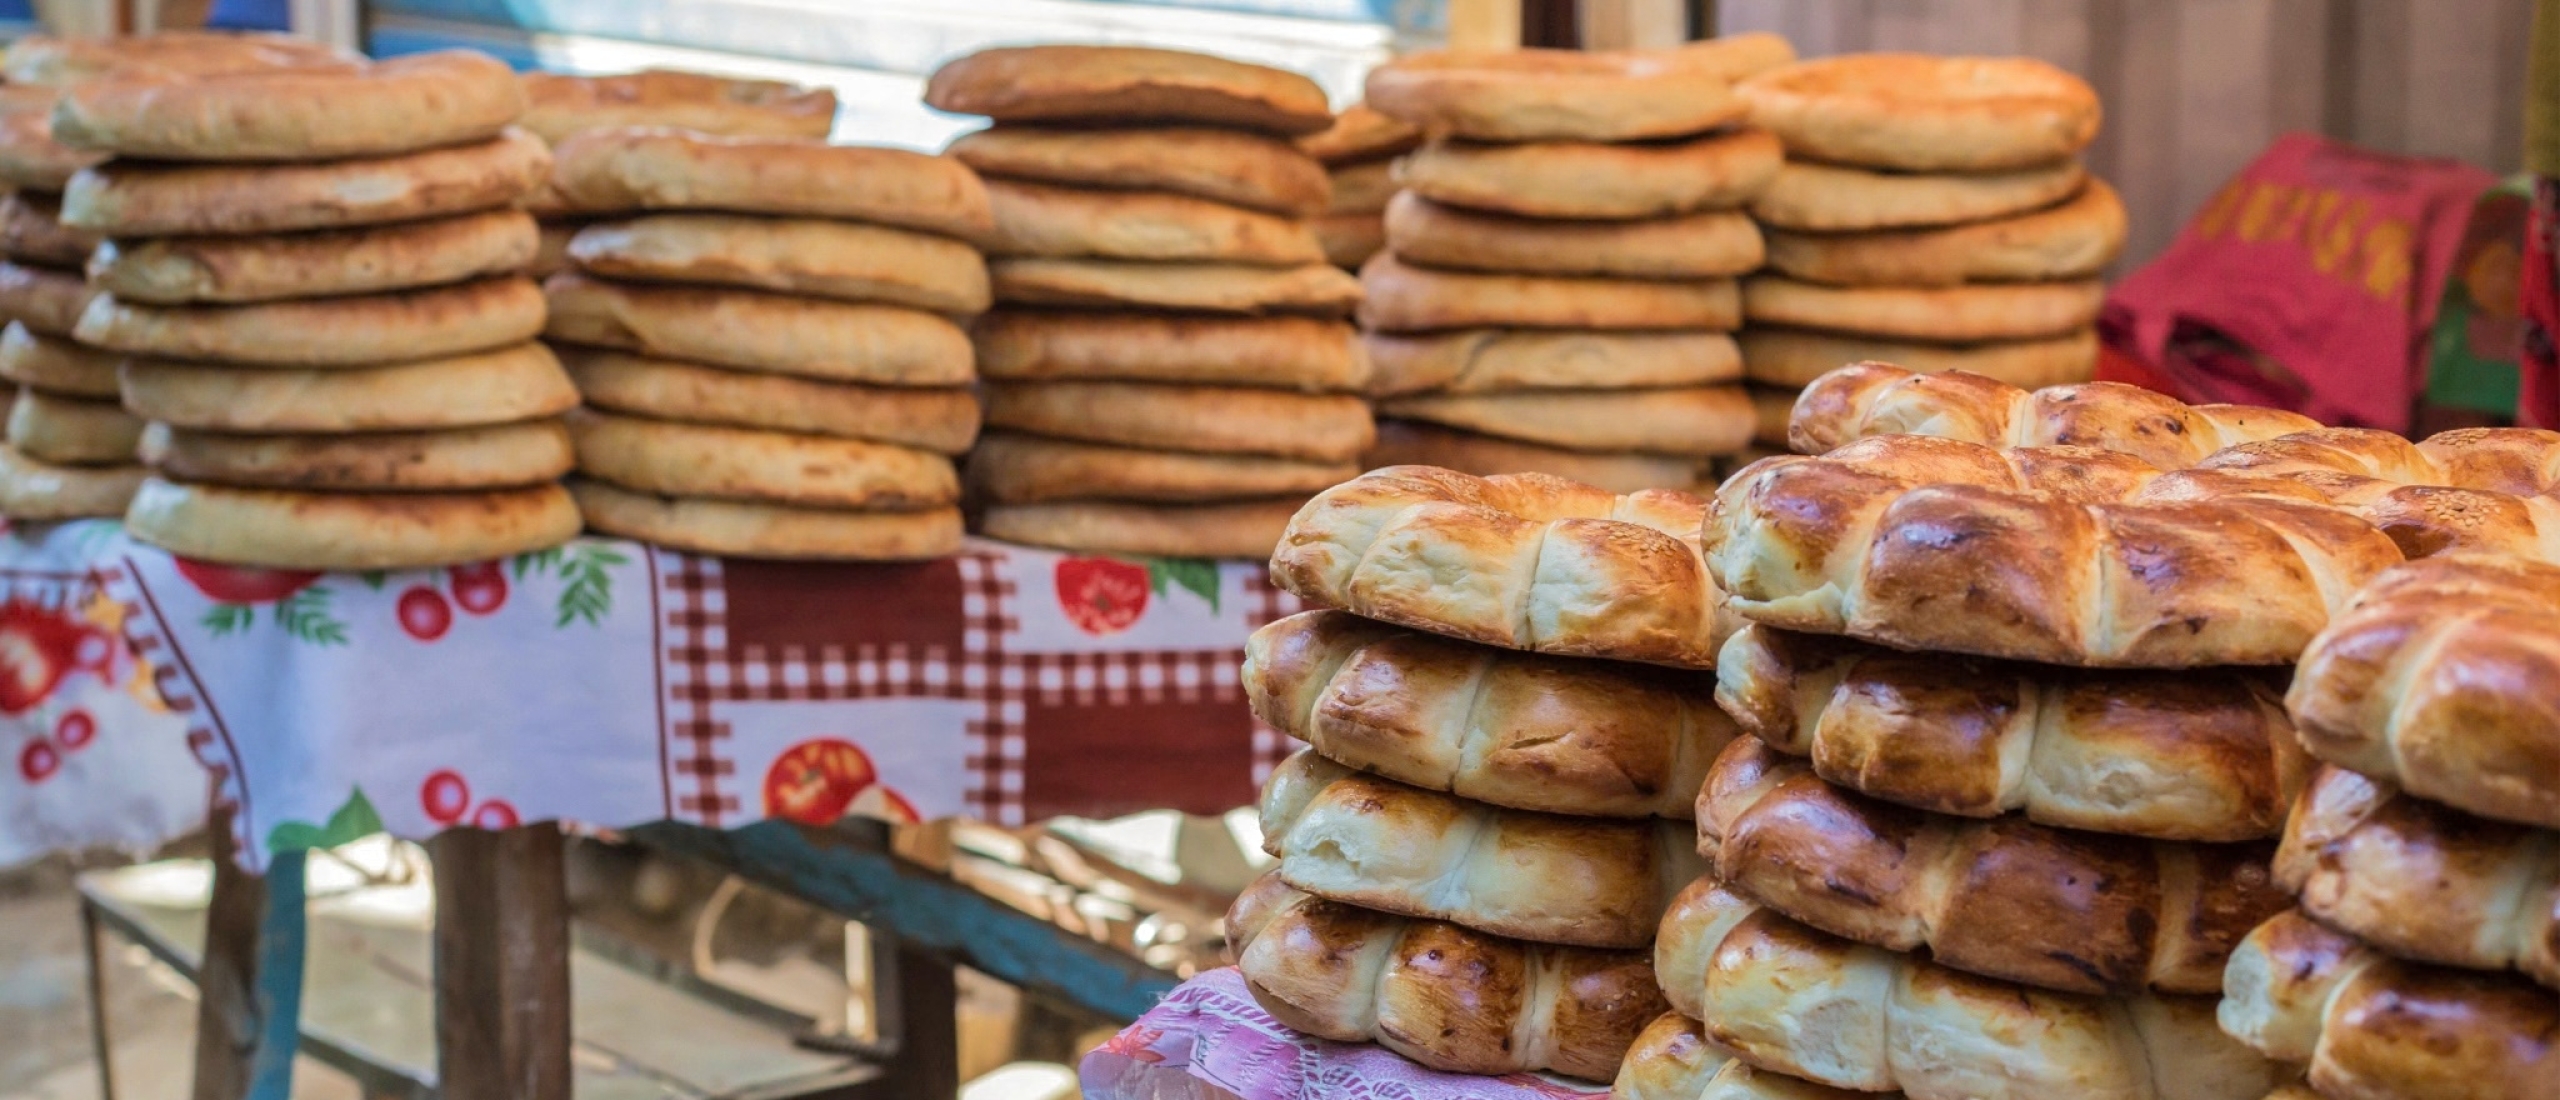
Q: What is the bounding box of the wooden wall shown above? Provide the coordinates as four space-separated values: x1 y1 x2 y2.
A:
1710 0 2535 267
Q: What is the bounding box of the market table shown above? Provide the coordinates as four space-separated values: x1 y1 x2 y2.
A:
0 518 1302 1098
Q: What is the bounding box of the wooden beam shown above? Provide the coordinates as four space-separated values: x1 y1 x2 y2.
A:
431 826 571 1100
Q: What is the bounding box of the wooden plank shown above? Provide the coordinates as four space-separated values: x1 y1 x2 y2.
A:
430 826 571 1100
191 815 308 1100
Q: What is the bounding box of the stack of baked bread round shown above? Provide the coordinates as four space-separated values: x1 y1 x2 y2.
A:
1760 360 2560 1098
49 47 583 569
540 125 991 560
927 44 1367 560
0 32 343 521
1734 54 2120 462
1354 36 1793 494
1297 104 1421 269
1231 466 1742 1080
515 68 837 277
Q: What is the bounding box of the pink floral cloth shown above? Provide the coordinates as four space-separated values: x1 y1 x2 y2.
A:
1080 968 1608 1100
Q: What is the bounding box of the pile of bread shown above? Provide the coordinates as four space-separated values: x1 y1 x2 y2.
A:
1299 105 1419 269
1222 360 2560 1096
926 45 1373 560
1734 54 2124 454
1349 38 1792 495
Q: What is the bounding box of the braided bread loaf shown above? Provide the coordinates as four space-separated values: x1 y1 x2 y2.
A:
1271 465 1724 667
2276 766 2560 991
1245 609 1737 818
2218 911 2559 1100
1706 435 2404 667
1698 737 2288 994
1225 871 1663 1080
1715 623 2307 840
1258 750 1703 949
1613 1013 1878 1100
2286 553 2560 830
1655 874 2281 1099
1788 362 2318 465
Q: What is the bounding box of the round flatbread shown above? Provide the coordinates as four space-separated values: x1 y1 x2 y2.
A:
63 128 550 237
1364 419 1700 494
122 342 580 433
924 45 1331 136
547 127 990 238
566 213 989 313
980 178 1323 266
1741 274 2106 341
0 192 97 268
561 347 980 454
531 218 586 278
1737 325 2100 389
570 479 962 560
7 389 142 464
1383 192 1763 279
1297 104 1423 166
0 443 142 519
543 273 973 385
0 86 103 191
144 420 574 491
1375 384 1754 457
517 69 837 145
1313 213 1384 270
1327 159 1397 216
79 276 546 367
977 498 1302 559
1751 158 2088 231
0 322 119 398
966 432 1354 504
4 31 350 86
1763 181 2127 287
1738 54 2101 171
1397 128 1782 221
1364 47 1753 143
972 310 1366 392
1364 329 1741 396
0 261 97 337
53 49 522 160
981 381 1373 463
988 257 1362 316
568 409 958 510
91 209 539 305
947 126 1329 217
1359 254 1740 333
124 478 581 571
1748 385 1796 447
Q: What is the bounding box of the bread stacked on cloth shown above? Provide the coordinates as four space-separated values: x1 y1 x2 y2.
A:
1225 467 1740 1081
47 50 578 569
515 69 837 277
1734 55 2121 461
1297 104 1421 269
541 127 990 560
928 45 1366 560
0 32 346 520
1352 37 1794 495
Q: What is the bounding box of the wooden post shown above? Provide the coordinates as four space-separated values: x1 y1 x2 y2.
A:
869 933 959 1100
190 808 307 1100
430 825 572 1100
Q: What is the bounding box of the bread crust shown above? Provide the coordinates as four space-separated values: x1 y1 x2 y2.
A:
1386 193 1765 279
517 69 836 145
0 322 120 399
1377 385 1756 457
981 381 1373 463
1246 610 1737 818
1737 54 2100 171
93 208 538 304
571 479 959 560
1296 103 1423 165
1366 47 1755 142
1367 329 1741 396
1763 180 2126 287
988 257 1361 316
54 49 522 160
0 86 102 191
1226 872 1664 1081
561 347 978 454
1363 254 1742 333
1272 465 1722 666
0 260 95 336
6 389 139 464
1259 751 1704 949
980 177 1322 266
925 45 1331 136
1739 327 2096 390
1715 623 2309 841
566 213 990 313
63 128 548 237
0 192 96 268
1312 212 1383 269
1743 274 2103 341
548 127 991 238
1750 158 2087 231
974 310 1364 392
977 498 1301 559
79 276 544 366
1398 129 1783 220
1365 420 1700 494
147 420 574 491
544 273 973 385
5 30 349 87
965 433 1350 504
122 342 577 433
568 409 957 510
0 443 140 519
1610 1014 1873 1100
124 479 580 571
949 125 1329 216
1788 362 2318 465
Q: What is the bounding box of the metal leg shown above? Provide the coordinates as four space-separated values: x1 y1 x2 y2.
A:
430 824 572 1100
80 898 116 1100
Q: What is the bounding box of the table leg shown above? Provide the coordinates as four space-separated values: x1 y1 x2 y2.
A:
191 811 308 1100
80 899 115 1100
869 933 959 1100
429 824 571 1100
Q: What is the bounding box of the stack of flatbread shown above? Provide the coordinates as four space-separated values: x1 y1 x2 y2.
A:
0 32 346 521
1354 36 1794 494
515 69 837 276
929 44 1369 560
1298 104 1422 269
1735 54 2124 460
56 48 580 569
542 127 992 559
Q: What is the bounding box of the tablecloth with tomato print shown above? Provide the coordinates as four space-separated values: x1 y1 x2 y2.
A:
0 520 1300 871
